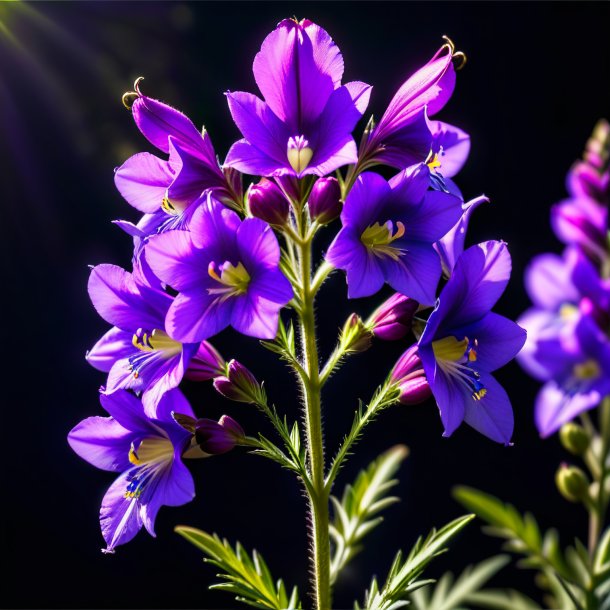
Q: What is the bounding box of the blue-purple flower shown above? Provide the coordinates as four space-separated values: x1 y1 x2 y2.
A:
224 18 371 177
115 89 234 238
68 389 196 553
532 315 610 437
145 193 293 342
326 164 462 302
417 241 526 444
87 256 225 416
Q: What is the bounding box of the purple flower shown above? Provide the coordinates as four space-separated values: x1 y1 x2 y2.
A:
326 164 462 302
364 40 461 170
145 193 293 342
517 247 610 380
87 256 224 416
68 389 196 553
533 315 610 438
308 176 342 224
435 195 489 277
224 18 371 178
418 241 526 444
115 90 234 238
247 178 290 226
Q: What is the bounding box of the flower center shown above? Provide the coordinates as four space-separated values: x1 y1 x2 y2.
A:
287 135 313 173
573 359 600 381
432 335 487 400
361 220 406 261
208 261 251 300
129 329 182 380
161 189 188 216
125 436 174 499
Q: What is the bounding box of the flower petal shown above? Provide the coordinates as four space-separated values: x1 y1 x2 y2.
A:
237 218 280 270
87 327 134 373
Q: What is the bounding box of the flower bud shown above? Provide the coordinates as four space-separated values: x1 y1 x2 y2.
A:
367 293 419 341
555 464 589 503
195 415 245 455
340 313 373 354
559 423 591 456
309 177 342 224
185 341 226 381
390 345 431 405
214 359 263 404
248 179 289 226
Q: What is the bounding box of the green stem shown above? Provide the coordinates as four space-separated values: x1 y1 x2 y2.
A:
297 227 331 610
589 397 610 556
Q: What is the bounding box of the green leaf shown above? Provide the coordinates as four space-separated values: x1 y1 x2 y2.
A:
175 526 301 610
453 486 573 583
330 445 409 584
408 555 512 610
358 515 475 610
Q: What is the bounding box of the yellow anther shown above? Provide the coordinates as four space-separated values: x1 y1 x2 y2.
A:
573 359 600 381
432 336 469 362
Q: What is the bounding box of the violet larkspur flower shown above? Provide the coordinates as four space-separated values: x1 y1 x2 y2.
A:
87 256 224 416
367 292 419 341
68 389 196 553
145 193 293 342
363 39 464 170
224 18 371 177
115 87 233 238
417 241 526 444
533 315 610 438
326 164 462 302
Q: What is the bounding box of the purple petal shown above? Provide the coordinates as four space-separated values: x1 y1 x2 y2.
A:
224 139 289 177
463 372 514 444
166 290 232 343
114 153 173 213
188 194 240 252
430 120 471 178
340 172 392 231
230 291 283 339
250 268 294 305
345 248 385 299
225 92 287 166
384 243 441 305
88 265 164 332
525 252 579 310
132 95 205 155
236 218 281 270
100 470 144 552
99 391 150 435
252 19 339 126
68 416 133 472
87 327 134 373
535 381 601 438
460 312 526 372
154 386 196 422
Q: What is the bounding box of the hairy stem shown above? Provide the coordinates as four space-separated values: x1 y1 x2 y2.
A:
297 221 331 610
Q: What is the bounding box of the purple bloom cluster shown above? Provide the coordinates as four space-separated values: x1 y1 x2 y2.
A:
71 17 527 552
517 121 610 437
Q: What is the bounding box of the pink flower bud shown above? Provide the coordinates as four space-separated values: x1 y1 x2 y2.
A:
309 177 342 224
390 345 431 405
248 179 289 226
213 360 262 403
368 293 419 341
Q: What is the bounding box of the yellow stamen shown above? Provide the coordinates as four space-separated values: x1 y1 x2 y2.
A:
207 261 251 299
360 221 406 261
287 145 313 174
432 335 469 362
573 359 600 381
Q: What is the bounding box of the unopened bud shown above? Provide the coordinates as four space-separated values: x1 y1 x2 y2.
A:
390 345 431 405
340 313 373 354
248 179 289 226
213 360 263 404
367 293 419 341
309 177 342 224
559 423 591 456
185 341 226 381
195 415 245 455
555 464 589 503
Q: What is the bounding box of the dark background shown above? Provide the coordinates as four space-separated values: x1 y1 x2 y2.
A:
3 2 610 608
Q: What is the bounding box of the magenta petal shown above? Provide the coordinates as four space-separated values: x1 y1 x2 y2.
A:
301 19 344 87
525 252 579 310
68 416 132 472
87 327 134 373
463 372 514 444
114 153 173 213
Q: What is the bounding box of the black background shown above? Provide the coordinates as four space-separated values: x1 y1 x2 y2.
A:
3 2 610 608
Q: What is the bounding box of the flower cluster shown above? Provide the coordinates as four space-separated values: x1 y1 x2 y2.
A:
518 120 610 437
71 17 525 553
